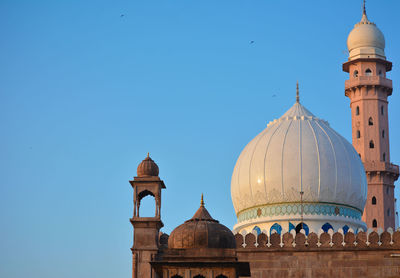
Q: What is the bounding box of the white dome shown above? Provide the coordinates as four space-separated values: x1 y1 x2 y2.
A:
231 102 367 233
347 11 385 60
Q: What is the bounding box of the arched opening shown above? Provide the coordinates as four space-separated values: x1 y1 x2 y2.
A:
289 222 295 233
353 70 359 77
295 222 309 235
171 275 183 278
383 153 386 161
365 68 372 76
138 194 156 217
381 105 384 115
372 196 377 205
342 225 350 234
321 223 334 233
368 117 373 125
382 130 385 138
216 275 228 278
387 209 390 216
252 226 261 235
193 275 206 278
356 106 360 115
372 219 377 228
356 130 361 138
369 140 374 149
270 223 282 235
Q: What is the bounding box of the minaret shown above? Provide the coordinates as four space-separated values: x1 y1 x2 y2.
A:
343 2 399 229
130 153 165 277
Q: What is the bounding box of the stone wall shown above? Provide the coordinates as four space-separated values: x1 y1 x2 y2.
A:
235 228 400 278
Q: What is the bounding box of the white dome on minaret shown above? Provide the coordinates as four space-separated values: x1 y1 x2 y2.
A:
231 88 367 234
347 4 385 60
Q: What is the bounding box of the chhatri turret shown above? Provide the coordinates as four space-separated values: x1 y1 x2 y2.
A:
343 1 399 229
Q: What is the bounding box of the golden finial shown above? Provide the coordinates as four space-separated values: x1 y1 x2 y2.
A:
200 193 205 207
363 0 366 15
296 81 300 103
147 152 150 158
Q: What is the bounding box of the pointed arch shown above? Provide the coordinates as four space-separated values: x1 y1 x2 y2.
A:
368 117 373 125
372 219 377 228
295 222 309 235
365 68 372 76
372 196 377 205
342 225 350 234
321 222 334 233
252 226 261 235
270 223 282 235
369 140 374 148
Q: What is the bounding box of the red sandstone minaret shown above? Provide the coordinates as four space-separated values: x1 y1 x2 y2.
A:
343 2 399 229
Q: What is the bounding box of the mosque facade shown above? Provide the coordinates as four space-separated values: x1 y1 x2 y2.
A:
130 3 400 278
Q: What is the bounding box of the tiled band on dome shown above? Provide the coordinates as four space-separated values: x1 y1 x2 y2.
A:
237 203 362 223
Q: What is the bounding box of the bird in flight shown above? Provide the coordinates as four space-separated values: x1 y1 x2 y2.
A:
120 14 125 17
250 40 255 44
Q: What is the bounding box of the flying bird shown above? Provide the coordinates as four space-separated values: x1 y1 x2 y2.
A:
250 40 255 44
120 14 125 17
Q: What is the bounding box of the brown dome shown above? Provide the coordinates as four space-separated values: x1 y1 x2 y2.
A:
168 196 236 249
137 153 159 177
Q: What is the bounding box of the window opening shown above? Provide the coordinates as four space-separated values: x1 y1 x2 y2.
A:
356 130 361 138
382 130 385 138
381 106 384 115
356 106 360 115
368 117 373 125
372 219 377 228
370 140 374 148
342 225 350 234
295 222 309 235
321 223 334 233
365 68 372 76
353 70 359 77
372 196 376 205
383 153 386 161
270 223 282 235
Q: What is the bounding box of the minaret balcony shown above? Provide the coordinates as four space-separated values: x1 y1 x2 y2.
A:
363 161 399 178
345 76 392 91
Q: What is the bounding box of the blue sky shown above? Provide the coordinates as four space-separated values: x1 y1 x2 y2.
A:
1 1 399 277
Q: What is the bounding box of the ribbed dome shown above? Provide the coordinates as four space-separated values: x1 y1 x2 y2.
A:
231 102 367 217
347 10 385 60
137 153 159 177
168 197 236 249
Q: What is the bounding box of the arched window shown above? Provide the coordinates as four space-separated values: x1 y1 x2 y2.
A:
353 70 359 77
381 105 384 115
356 130 361 138
342 225 350 234
321 223 334 233
372 196 377 205
356 106 360 115
368 117 373 125
252 226 261 235
295 222 309 235
383 153 386 161
365 68 372 76
216 275 228 278
382 130 385 138
372 219 377 228
270 223 282 235
370 140 374 148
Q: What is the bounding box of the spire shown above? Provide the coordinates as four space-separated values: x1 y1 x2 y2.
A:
296 81 300 103
147 152 150 158
360 0 369 23
363 0 366 16
200 193 205 207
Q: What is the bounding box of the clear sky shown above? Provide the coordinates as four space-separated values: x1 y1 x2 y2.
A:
1 1 399 277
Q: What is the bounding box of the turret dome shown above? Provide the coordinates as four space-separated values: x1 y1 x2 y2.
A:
347 8 385 60
231 99 367 234
137 153 159 177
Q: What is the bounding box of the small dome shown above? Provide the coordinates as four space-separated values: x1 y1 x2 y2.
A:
168 196 236 249
137 153 159 177
347 10 385 60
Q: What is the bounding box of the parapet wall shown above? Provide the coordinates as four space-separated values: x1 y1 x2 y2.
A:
235 228 400 278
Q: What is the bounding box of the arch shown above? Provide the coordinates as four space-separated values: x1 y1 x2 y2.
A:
383 153 386 161
138 195 156 217
372 196 377 205
353 70 359 77
368 117 373 125
369 140 374 149
381 105 384 115
356 130 361 138
216 275 228 278
365 68 372 76
387 209 390 216
295 222 309 235
171 275 183 278
252 226 261 235
372 219 377 228
321 223 334 233
382 130 385 138
289 222 295 233
356 106 360 115
270 223 282 235
342 225 350 234
193 275 206 278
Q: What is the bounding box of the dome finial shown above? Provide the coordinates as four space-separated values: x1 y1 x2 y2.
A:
200 193 205 207
147 152 150 158
363 0 366 16
296 81 300 103
360 0 369 22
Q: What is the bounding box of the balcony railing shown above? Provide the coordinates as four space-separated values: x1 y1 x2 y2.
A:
345 76 392 90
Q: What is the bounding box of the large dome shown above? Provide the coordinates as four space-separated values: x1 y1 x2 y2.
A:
347 10 385 60
231 101 367 233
